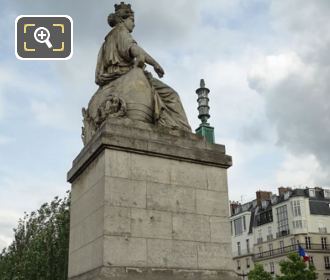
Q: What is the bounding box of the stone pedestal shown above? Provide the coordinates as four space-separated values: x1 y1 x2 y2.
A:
67 119 238 280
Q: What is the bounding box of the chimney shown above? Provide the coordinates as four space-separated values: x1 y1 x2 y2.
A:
230 201 241 216
278 186 291 196
256 191 272 206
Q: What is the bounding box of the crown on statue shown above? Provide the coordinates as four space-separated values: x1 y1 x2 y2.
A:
114 2 134 17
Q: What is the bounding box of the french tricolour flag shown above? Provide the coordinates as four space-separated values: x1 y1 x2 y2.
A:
298 245 310 262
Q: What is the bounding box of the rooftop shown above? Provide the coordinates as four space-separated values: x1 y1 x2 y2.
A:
230 186 330 217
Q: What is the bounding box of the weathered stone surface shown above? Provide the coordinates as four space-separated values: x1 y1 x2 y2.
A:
67 120 231 183
147 239 198 268
68 237 103 277
70 206 104 252
196 189 229 217
206 166 228 192
104 177 146 209
104 206 131 236
131 209 172 239
130 153 172 184
172 213 210 242
103 236 147 267
105 149 130 179
170 160 208 189
146 182 195 213
197 242 233 270
71 151 106 204
210 216 231 243
70 266 240 280
68 121 235 280
70 177 105 228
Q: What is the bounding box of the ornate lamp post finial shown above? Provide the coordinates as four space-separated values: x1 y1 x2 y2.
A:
196 79 210 124
195 79 214 144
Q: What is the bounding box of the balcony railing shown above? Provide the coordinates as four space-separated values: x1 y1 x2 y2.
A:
233 249 253 258
308 244 329 250
253 244 330 261
254 245 295 260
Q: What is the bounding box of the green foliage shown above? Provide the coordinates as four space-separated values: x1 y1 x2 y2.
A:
248 263 273 280
276 253 317 280
0 191 70 280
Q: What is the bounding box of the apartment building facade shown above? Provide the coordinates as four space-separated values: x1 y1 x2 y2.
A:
230 187 330 280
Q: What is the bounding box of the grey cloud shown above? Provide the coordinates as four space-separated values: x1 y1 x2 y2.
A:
270 0 330 64
240 118 272 144
248 0 330 184
11 0 199 46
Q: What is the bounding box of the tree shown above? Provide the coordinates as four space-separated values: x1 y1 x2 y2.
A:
248 263 273 280
276 253 317 280
0 191 70 280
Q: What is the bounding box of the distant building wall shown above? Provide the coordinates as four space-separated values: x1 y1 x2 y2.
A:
230 187 330 279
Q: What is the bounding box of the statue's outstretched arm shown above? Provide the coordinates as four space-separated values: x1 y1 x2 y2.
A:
130 44 165 78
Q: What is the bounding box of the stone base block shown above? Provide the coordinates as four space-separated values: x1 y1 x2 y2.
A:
68 120 236 280
70 266 239 280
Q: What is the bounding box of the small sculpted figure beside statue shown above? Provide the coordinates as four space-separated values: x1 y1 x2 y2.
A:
82 2 191 145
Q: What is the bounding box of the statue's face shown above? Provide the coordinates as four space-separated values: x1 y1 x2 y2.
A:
124 16 135 32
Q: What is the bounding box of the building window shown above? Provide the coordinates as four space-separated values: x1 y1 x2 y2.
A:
258 246 263 257
270 262 275 274
291 238 298 250
246 258 250 268
293 220 303 229
325 256 330 269
237 260 241 270
269 243 273 256
324 189 330 199
257 229 263 244
291 200 301 217
256 210 273 226
309 188 315 197
237 242 241 256
267 226 273 241
280 240 284 253
322 237 328 249
243 216 246 231
246 239 250 254
234 217 244 236
305 236 311 249
276 205 289 237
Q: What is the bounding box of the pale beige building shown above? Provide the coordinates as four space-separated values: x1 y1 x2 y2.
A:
230 187 330 280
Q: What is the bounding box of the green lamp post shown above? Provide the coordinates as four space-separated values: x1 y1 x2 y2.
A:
195 79 215 144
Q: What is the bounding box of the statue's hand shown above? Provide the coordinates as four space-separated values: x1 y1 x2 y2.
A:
154 63 165 78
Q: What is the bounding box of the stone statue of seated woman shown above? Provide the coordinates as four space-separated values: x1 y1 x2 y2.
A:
82 2 191 145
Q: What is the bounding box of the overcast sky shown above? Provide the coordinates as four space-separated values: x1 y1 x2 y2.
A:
0 0 329 249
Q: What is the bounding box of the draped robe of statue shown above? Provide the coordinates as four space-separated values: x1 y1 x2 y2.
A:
94 23 191 132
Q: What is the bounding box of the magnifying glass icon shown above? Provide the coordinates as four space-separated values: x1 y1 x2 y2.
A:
34 27 53 48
